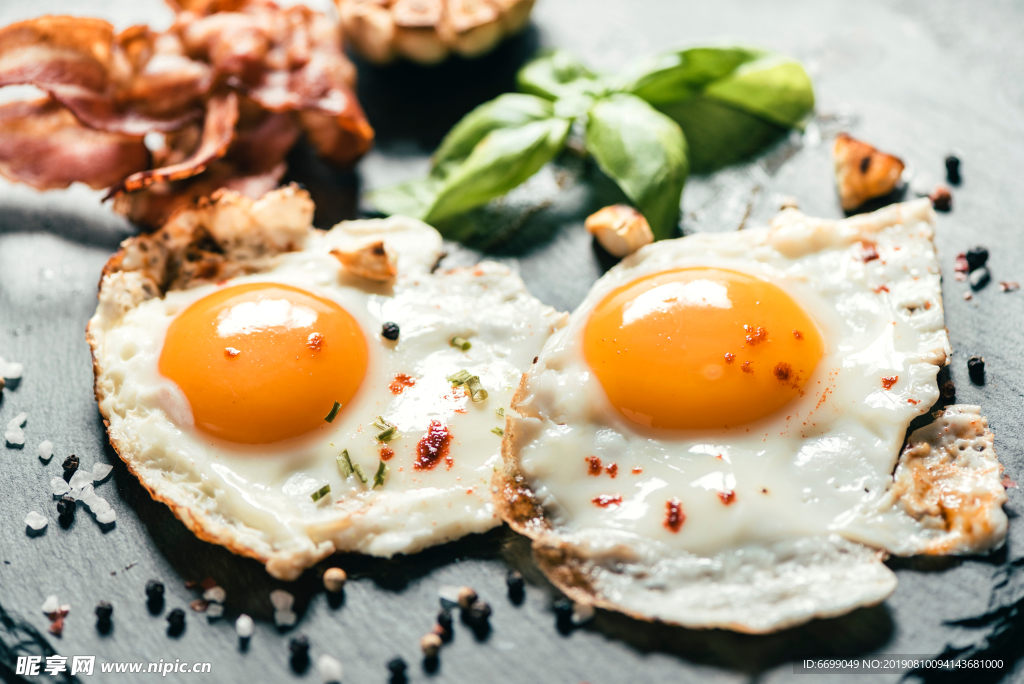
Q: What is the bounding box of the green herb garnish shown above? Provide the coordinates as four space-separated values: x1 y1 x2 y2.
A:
337 449 354 477
368 47 814 243
495 407 504 417
325 401 342 423
465 375 488 402
374 416 398 443
450 336 472 351
373 460 388 488
447 370 473 386
352 463 368 484
311 484 331 502
491 427 504 436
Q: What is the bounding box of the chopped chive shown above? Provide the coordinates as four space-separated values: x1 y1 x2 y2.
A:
495 407 504 417
491 427 504 436
373 460 388 488
337 449 354 477
465 375 488 402
450 336 472 351
325 401 342 423
311 484 331 502
374 416 398 443
352 463 368 484
447 369 473 386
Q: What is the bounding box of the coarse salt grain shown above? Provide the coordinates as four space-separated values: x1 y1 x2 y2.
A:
88 497 112 515
235 614 254 638
51 477 71 496
317 654 344 683
92 463 114 481
96 510 117 524
0 356 23 380
5 413 26 446
438 585 461 608
25 511 48 531
37 440 53 461
274 609 297 627
203 586 226 604
206 603 224 619
41 595 59 615
69 469 92 490
270 589 294 612
7 412 26 430
571 602 595 625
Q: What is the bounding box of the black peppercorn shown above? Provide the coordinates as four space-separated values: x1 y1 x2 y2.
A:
387 657 408 682
437 609 452 632
506 570 525 603
57 496 75 525
464 600 491 626
553 598 574 634
146 579 165 613
381 322 400 341
96 601 113 624
62 455 79 483
945 155 961 185
166 608 185 636
969 266 991 291
965 246 988 271
968 356 985 385
940 380 956 400
289 635 310 673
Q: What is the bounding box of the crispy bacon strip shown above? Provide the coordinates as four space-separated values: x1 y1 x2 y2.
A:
0 16 211 135
0 97 149 191
108 90 239 196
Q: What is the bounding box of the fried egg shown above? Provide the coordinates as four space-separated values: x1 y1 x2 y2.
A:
497 199 1007 632
88 186 565 580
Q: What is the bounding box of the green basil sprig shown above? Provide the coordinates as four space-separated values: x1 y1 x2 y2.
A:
369 45 814 242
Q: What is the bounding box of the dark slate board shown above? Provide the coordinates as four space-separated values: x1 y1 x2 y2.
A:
2 0 1023 682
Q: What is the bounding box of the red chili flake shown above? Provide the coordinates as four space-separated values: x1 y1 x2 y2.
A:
224 347 241 358
307 332 324 350
664 499 685 532
744 325 767 345
380 446 394 461
881 375 898 390
1002 475 1017 489
200 577 217 590
389 373 416 395
631 466 643 475
586 456 602 476
1000 281 1021 292
873 285 889 294
741 361 753 374
415 421 452 470
718 490 736 505
592 494 622 508
605 463 618 478
48 615 65 636
907 398 920 405
190 599 209 613
773 362 792 382
724 352 735 364
954 253 969 274
860 242 880 262
792 330 803 340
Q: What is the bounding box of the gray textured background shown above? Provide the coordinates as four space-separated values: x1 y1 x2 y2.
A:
2 0 1023 682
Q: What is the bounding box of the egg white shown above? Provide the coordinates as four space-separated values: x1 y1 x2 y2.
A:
499 199 1007 632
90 209 565 580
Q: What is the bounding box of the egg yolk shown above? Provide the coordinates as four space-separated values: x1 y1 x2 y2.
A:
159 282 367 444
583 267 824 430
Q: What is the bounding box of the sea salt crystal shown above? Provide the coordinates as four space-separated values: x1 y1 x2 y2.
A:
7 412 26 430
235 614 254 638
69 469 92 490
206 603 224 619
50 477 71 496
41 595 59 615
0 356 23 380
88 497 112 515
203 586 226 604
38 440 53 461
5 412 26 446
273 609 297 628
571 602 595 625
317 654 343 683
77 484 95 503
270 589 294 612
438 585 461 608
95 510 116 524
25 511 48 531
92 463 114 481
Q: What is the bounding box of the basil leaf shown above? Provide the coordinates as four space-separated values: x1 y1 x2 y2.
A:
585 94 688 240
424 118 571 224
657 96 785 173
365 175 442 220
433 94 555 168
702 56 815 129
517 50 602 101
626 47 763 106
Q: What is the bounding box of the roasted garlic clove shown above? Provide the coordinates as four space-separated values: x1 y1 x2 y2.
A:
833 133 905 212
585 205 654 257
331 240 398 281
